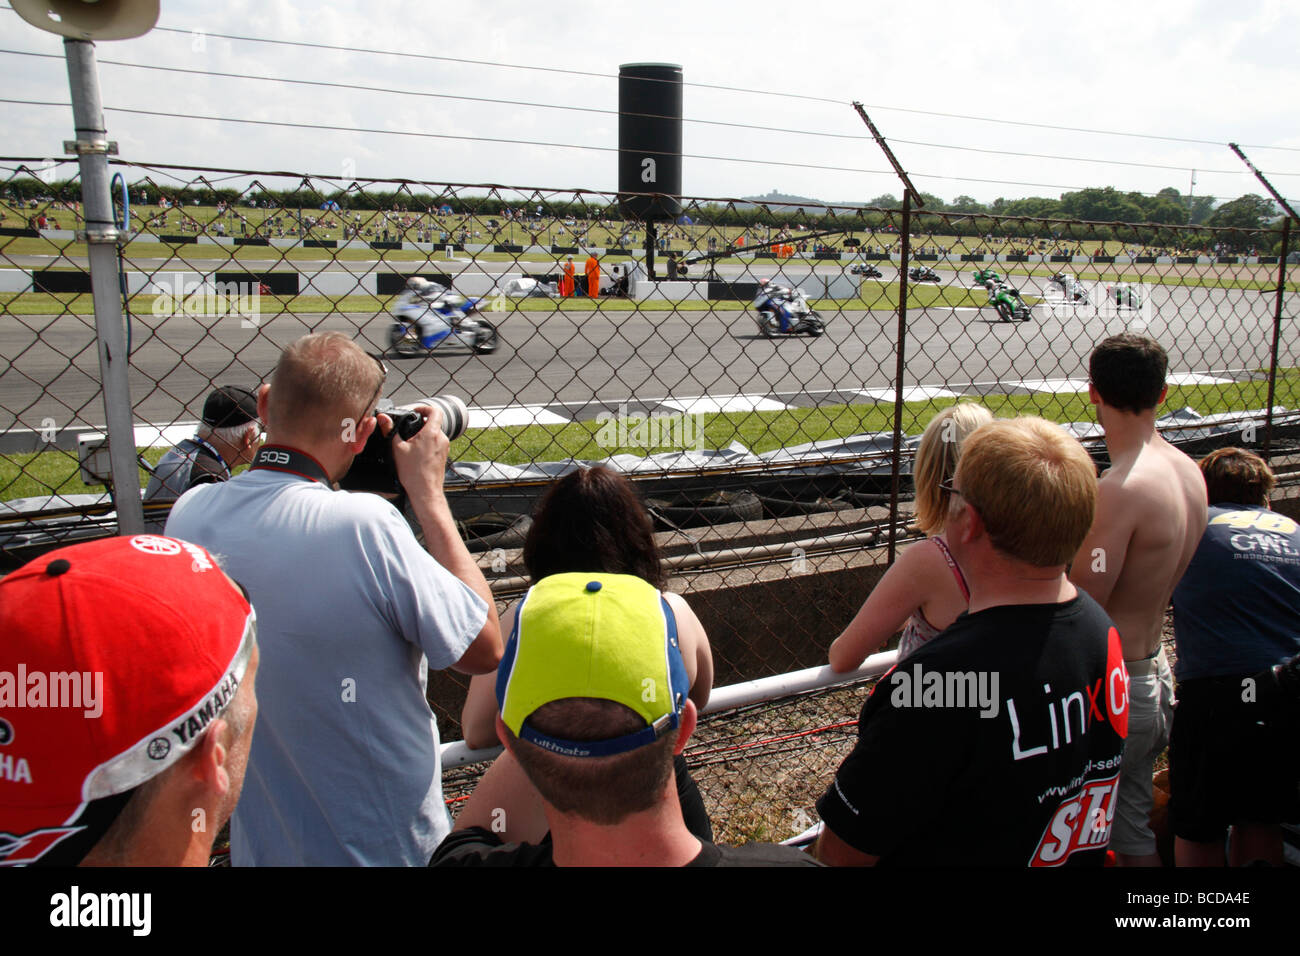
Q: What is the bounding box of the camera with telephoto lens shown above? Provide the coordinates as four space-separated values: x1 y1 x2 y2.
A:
339 395 468 496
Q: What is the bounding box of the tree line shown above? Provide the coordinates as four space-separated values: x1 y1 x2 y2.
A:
4 177 1287 253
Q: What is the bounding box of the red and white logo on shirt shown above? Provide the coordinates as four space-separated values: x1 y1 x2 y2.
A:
1103 627 1128 739
1030 772 1120 866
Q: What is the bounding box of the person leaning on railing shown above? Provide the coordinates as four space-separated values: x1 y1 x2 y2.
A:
813 417 1129 866
1168 447 1300 866
460 465 716 841
432 573 818 868
828 402 992 672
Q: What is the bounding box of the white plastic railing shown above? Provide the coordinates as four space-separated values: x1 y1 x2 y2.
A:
439 648 899 770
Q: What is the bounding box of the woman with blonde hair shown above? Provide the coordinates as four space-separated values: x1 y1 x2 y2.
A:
828 402 993 671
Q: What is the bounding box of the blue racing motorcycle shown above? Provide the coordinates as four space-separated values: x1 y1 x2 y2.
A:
388 282 498 356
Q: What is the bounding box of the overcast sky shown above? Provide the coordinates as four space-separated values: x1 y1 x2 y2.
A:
4 0 1297 208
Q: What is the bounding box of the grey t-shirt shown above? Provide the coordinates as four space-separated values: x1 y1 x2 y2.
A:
143 438 229 531
166 468 486 865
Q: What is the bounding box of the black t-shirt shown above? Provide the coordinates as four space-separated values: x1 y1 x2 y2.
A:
817 593 1129 866
429 827 821 867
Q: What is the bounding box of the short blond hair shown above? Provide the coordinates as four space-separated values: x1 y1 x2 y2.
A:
955 417 1097 567
266 332 382 446
914 403 993 535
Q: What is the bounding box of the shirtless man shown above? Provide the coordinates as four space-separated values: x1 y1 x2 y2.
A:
1070 333 1207 867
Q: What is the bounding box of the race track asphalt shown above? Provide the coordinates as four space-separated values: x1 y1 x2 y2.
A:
1 264 1292 431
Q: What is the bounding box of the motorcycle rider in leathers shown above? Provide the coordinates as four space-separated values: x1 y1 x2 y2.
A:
757 279 792 333
395 277 452 346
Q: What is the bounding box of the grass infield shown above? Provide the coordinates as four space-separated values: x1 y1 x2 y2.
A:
0 282 990 316
4 372 1295 503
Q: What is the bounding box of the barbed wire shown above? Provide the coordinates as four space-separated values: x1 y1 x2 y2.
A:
6 5 1295 156
7 155 1297 225
888 138 1295 178
12 47 1296 187
2 103 1292 207
137 22 1300 155
0 48 875 144
10 47 1295 185
1 146 1285 209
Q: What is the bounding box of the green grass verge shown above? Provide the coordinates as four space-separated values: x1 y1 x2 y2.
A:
0 283 988 316
445 373 1296 467
5 372 1295 501
990 263 1297 294
2 447 169 503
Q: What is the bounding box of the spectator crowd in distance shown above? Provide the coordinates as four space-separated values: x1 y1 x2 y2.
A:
1 332 1296 868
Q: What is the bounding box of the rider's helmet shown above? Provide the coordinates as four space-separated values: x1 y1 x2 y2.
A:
406 277 432 295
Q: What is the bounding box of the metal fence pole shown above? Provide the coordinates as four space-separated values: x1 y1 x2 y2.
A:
887 194 912 563
1263 217 1291 461
63 38 144 533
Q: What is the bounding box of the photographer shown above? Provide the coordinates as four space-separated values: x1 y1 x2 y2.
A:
166 332 502 866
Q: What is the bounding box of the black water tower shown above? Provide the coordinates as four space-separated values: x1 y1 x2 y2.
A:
618 62 682 222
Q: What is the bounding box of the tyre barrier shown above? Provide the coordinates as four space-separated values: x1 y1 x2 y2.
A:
756 493 857 519
640 483 898 531
643 491 763 532
457 512 533 554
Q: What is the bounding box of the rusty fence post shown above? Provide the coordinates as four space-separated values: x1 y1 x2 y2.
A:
1263 217 1291 460
887 194 912 563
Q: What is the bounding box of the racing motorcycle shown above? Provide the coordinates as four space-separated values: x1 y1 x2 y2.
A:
1048 272 1088 304
1109 282 1142 310
850 262 883 278
753 280 824 338
988 281 1032 322
971 268 1003 287
908 266 940 283
389 285 498 356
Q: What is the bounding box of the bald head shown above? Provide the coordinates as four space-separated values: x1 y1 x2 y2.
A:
265 333 383 448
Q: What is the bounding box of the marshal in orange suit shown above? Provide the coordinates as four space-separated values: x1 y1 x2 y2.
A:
585 254 600 297
560 257 575 297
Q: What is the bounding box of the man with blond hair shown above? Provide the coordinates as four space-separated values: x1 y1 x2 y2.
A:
1070 333 1206 866
167 332 502 865
814 417 1130 866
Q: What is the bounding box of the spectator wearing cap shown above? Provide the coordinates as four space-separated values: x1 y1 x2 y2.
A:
431 573 819 867
0 535 258 866
143 385 262 530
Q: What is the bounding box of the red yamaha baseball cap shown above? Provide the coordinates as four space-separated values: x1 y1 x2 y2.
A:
0 535 256 865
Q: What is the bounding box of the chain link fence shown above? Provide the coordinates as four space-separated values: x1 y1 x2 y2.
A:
2 159 1296 841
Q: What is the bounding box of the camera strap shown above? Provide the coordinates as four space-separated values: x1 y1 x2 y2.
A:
249 444 332 485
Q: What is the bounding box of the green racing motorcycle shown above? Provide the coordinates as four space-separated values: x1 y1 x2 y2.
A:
988 281 1032 322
